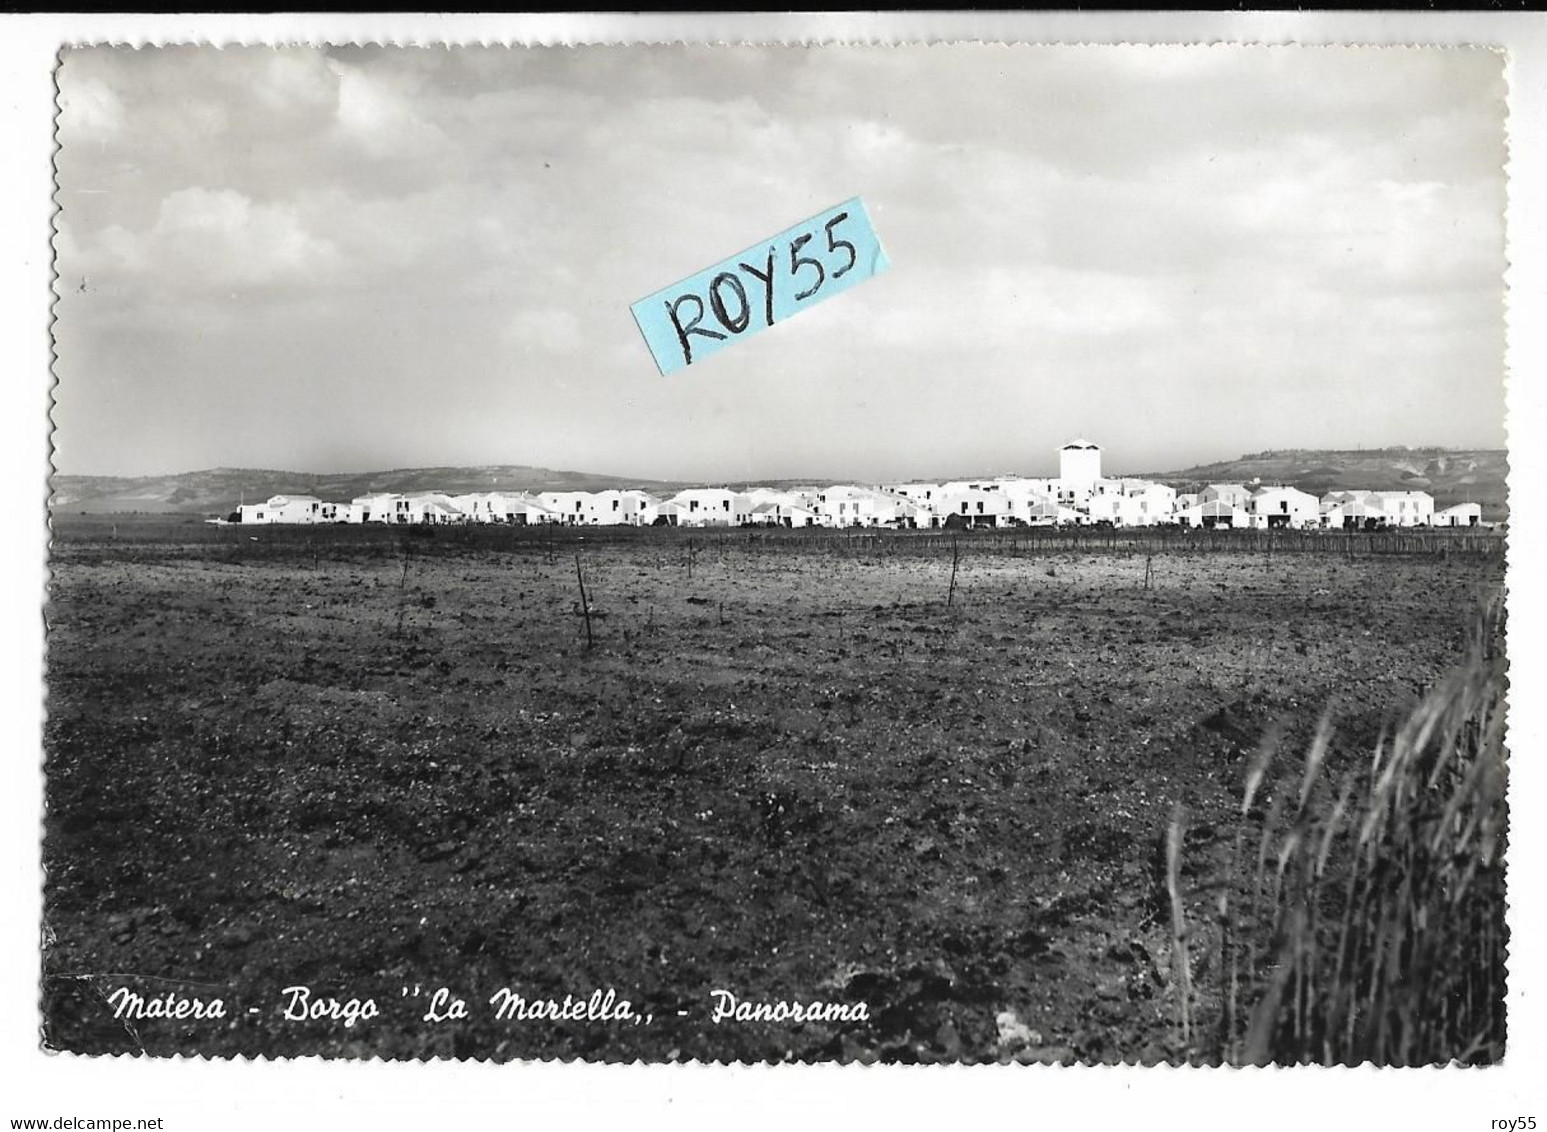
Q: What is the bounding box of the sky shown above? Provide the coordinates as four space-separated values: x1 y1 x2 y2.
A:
51 44 1508 481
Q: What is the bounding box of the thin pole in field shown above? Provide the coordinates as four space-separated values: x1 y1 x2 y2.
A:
947 536 960 608
575 554 594 649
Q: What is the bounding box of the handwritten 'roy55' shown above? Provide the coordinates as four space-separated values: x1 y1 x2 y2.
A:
631 197 890 375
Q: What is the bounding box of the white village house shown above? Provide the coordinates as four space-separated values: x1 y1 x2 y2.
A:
450 492 506 523
935 483 1012 527
1435 502 1483 527
885 482 943 508
994 478 1063 526
746 489 822 528
1180 498 1251 529
1250 485 1320 529
1200 484 1253 509
1372 490 1435 528
588 489 657 526
1123 481 1179 526
814 485 922 528
536 491 594 525
1088 492 1148 527
1322 492 1388 530
239 494 325 525
350 492 403 524
401 492 464 524
667 488 754 527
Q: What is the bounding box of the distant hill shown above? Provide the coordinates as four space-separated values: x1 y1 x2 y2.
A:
49 447 1511 521
49 465 692 516
1130 447 1509 521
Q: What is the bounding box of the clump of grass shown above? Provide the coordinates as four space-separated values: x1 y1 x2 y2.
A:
1171 593 1508 1066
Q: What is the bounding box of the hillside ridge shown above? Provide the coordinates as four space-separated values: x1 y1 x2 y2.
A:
50 448 1509 520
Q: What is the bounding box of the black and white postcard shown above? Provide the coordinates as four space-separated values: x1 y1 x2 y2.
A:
12 12 1547 1130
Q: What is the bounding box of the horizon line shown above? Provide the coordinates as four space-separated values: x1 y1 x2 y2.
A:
49 443 1508 485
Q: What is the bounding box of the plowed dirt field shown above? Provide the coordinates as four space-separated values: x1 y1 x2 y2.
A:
41 518 1504 1062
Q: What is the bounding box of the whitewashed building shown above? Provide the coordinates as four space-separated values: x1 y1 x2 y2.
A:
511 495 562 524
1322 493 1388 530
1201 484 1252 509
1180 499 1251 529
1087 493 1143 526
813 485 921 528
746 487 818 509
586 489 656 526
400 492 463 524
239 494 324 524
349 493 401 524
450 492 507 523
641 499 685 526
668 488 753 527
1435 502 1483 527
995 479 1061 525
1021 498 1073 525
1120 481 1178 526
1088 490 1176 527
1058 440 1102 493
878 495 931 529
936 484 1011 527
536 491 595 525
1004 494 1064 526
812 485 863 527
746 490 822 527
750 500 821 527
886 482 944 508
1250 486 1320 529
1372 491 1435 528
441 491 556 524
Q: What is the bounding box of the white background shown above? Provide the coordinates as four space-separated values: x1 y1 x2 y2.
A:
3 12 1544 1130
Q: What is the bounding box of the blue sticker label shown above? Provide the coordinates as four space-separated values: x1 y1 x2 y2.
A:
631 197 890 375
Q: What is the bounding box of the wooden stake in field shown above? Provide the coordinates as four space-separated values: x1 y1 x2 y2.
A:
1167 806 1194 1054
574 554 594 649
947 536 960 607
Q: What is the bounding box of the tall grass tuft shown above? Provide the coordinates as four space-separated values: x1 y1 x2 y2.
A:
1171 593 1508 1065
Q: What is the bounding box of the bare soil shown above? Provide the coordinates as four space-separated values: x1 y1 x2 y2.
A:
41 518 1503 1062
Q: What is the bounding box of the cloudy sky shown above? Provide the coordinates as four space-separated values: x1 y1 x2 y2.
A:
52 44 1507 481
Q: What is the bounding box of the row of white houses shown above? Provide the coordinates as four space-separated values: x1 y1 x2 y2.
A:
233 483 1483 532
232 442 1488 532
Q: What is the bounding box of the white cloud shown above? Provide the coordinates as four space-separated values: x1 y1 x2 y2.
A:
57 75 124 139
503 307 585 353
48 44 1508 477
70 187 340 292
328 60 446 159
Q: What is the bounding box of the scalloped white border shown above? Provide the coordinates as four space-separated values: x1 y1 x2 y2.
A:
8 12 1545 1130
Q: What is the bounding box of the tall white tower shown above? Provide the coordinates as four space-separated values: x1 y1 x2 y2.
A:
1059 439 1102 490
